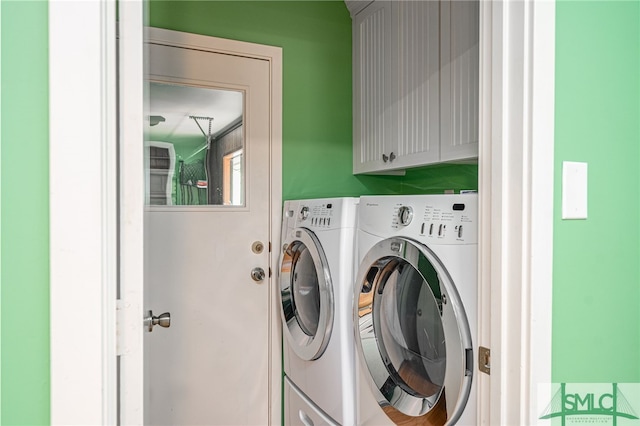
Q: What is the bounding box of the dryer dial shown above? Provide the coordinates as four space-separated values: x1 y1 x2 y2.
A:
299 206 309 221
398 206 413 226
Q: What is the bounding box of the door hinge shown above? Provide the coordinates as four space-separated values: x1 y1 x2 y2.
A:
116 299 126 356
479 346 491 375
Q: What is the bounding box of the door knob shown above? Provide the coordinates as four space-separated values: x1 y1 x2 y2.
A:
251 267 265 282
144 310 171 332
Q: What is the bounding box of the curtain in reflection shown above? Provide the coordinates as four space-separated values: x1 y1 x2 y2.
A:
178 159 208 205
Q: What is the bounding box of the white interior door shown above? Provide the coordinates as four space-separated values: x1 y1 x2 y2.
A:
143 40 272 425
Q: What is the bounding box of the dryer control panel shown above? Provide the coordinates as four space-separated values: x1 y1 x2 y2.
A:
360 194 478 244
299 202 334 229
300 202 341 229
284 197 359 231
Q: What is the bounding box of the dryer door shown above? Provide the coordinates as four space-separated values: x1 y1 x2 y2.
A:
355 237 473 424
280 228 334 361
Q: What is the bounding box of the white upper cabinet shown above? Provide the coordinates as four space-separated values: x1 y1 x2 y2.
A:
351 0 479 174
353 1 393 174
440 0 479 163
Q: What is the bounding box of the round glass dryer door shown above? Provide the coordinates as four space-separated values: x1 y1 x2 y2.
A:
355 237 473 424
280 228 334 361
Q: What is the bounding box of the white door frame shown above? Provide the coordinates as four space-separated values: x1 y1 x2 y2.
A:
477 1 555 424
49 1 118 424
49 1 553 424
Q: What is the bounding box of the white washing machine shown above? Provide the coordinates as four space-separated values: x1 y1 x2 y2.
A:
279 197 359 425
354 194 477 425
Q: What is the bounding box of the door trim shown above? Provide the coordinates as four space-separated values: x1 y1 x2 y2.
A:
49 1 118 424
477 1 555 424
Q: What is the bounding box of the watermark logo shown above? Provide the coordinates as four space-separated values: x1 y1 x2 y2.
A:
539 383 640 425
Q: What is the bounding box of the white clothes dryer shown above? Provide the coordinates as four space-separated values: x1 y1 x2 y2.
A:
279 197 358 425
354 194 478 425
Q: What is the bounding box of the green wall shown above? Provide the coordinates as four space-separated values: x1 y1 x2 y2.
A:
149 0 478 200
2 0 638 424
0 1 51 424
553 0 640 383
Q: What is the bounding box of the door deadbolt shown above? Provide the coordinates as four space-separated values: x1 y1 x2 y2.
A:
251 267 266 282
144 310 171 332
251 241 264 254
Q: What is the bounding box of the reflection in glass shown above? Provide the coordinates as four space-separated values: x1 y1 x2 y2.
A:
289 242 321 336
373 257 446 400
146 142 175 205
145 82 244 206
223 149 243 205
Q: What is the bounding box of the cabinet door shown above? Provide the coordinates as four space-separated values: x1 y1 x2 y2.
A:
440 0 479 162
353 1 393 174
345 0 374 18
390 0 441 169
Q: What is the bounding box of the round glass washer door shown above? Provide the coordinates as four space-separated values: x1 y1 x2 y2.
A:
280 228 334 361
355 237 473 424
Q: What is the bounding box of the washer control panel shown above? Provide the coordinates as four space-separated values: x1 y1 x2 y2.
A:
361 195 478 244
395 202 473 241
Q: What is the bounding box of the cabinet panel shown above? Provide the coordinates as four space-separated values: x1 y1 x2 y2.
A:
345 0 374 18
440 0 479 162
353 1 392 173
392 0 440 168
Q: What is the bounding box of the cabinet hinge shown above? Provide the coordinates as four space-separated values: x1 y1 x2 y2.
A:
479 346 491 375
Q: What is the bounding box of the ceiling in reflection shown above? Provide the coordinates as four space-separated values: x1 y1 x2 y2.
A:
147 82 243 141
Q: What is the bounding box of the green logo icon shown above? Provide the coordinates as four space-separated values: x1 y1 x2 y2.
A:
540 383 639 425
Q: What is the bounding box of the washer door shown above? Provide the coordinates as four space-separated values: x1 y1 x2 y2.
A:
356 237 473 424
280 228 334 361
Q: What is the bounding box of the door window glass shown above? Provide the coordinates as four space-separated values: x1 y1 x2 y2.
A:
373 257 446 400
289 241 321 336
145 82 245 206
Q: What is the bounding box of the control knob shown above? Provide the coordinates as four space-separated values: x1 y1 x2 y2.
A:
299 206 309 221
398 206 413 226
